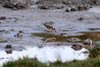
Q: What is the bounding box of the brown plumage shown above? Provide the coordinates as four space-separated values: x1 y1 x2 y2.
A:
45 37 56 42
43 23 56 32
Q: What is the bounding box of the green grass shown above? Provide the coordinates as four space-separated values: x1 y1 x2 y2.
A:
3 58 100 67
3 45 100 67
89 44 100 58
0 41 8 43
3 58 46 67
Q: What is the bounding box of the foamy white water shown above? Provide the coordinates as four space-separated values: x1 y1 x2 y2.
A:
0 46 89 66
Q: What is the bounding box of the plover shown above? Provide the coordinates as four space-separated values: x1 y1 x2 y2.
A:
43 23 56 32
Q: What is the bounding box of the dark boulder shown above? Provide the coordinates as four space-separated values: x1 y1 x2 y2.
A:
71 44 83 50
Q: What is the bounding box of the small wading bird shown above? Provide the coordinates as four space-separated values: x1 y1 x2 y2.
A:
45 37 56 42
43 23 56 32
41 37 57 47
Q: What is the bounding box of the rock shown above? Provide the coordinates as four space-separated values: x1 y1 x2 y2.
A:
83 39 96 48
65 8 71 12
77 5 88 11
38 5 64 10
82 51 89 54
2 0 31 10
0 16 6 20
85 4 92 9
68 37 81 42
83 39 93 45
62 1 72 5
19 30 24 33
70 6 77 11
5 49 13 54
5 44 12 49
89 0 100 5
38 5 49 9
4 44 13 54
55 6 64 9
71 44 83 50
3 2 28 10
78 17 83 21
60 33 67 37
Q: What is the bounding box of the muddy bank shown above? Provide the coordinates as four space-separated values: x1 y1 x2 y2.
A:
0 0 100 5
0 0 100 10
0 6 100 47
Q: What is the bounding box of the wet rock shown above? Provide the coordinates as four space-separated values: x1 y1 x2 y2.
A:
71 44 83 50
65 8 71 12
78 17 83 21
68 37 81 42
19 30 24 33
62 1 72 5
82 51 89 54
5 44 12 49
77 5 89 11
60 33 67 37
3 2 28 10
0 16 6 20
14 35 17 37
5 49 13 54
71 8 77 11
2 0 33 10
83 39 93 45
38 5 64 10
55 6 64 9
70 6 77 11
38 5 49 9
89 0 100 5
85 4 92 9
83 39 96 48
65 4 92 12
4 44 13 54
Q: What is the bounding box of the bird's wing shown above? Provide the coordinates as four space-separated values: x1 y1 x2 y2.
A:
43 24 53 29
